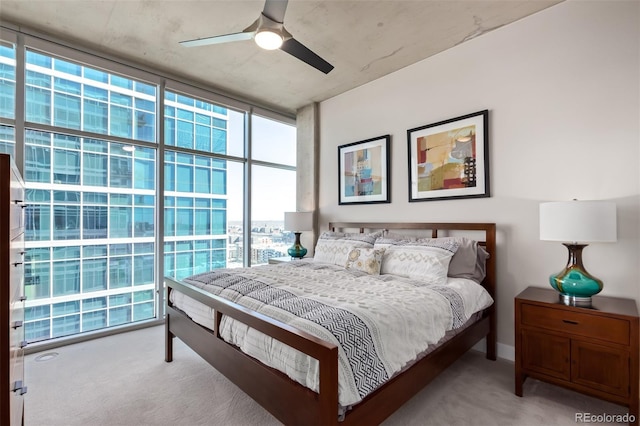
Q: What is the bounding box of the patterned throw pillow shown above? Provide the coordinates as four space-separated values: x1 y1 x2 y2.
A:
420 237 490 283
313 231 382 266
380 239 459 285
345 247 385 275
377 234 489 284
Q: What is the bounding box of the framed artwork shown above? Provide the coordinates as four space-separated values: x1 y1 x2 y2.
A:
407 110 489 202
338 135 391 205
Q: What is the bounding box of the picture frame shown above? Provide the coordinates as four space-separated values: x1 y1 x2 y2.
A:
407 110 489 202
338 135 391 205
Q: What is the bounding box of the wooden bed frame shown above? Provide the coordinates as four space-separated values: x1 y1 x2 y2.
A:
165 222 496 425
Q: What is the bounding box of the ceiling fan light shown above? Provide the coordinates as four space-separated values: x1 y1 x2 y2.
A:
255 30 283 50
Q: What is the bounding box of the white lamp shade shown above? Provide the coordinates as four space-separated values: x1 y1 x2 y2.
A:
284 212 313 232
539 200 617 243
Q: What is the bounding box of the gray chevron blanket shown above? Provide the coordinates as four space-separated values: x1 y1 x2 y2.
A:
172 259 492 407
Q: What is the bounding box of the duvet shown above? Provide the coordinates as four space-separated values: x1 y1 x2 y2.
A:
169 259 493 407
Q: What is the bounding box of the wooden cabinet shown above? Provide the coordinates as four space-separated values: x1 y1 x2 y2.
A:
515 287 639 425
1 154 26 426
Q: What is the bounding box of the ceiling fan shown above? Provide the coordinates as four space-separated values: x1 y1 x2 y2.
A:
179 0 334 74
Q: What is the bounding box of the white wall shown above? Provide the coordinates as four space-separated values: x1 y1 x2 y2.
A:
318 0 640 350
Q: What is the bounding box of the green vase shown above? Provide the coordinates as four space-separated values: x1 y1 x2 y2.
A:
287 232 307 259
550 243 602 306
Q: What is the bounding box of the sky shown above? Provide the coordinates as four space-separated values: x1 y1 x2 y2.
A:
226 113 297 222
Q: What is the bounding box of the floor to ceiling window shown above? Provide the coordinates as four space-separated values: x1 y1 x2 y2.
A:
249 113 297 265
0 37 15 157
162 91 245 280
0 29 297 345
21 50 159 340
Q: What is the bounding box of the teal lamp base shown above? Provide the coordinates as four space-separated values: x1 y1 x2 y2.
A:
287 232 307 259
550 243 602 308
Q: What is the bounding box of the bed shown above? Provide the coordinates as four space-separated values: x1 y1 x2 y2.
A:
165 222 496 425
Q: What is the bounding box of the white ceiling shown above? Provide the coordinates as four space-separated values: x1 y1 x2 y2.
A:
0 0 563 115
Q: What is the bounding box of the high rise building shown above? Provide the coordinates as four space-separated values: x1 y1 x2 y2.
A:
0 37 296 344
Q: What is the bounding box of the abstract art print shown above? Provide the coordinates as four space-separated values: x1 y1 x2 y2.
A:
338 135 390 205
407 110 489 202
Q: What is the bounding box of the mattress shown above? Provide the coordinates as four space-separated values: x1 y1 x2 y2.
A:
169 259 493 407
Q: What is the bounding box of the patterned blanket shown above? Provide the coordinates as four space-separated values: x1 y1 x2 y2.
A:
174 260 493 407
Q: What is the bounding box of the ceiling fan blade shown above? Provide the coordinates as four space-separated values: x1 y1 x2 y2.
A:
280 37 334 74
180 31 254 48
262 0 288 23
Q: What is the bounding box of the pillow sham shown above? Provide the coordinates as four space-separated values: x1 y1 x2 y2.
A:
314 231 382 266
345 247 385 275
415 236 489 283
382 231 418 241
373 236 415 250
380 239 459 285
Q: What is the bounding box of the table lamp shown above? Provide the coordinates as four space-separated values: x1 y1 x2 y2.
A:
539 200 617 307
284 212 313 259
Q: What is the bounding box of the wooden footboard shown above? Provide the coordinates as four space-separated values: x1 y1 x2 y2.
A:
165 277 339 425
165 222 497 425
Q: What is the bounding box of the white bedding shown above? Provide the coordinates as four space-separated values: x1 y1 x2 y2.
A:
169 259 493 407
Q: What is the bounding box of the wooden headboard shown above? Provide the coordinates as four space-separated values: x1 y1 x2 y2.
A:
327 221 496 302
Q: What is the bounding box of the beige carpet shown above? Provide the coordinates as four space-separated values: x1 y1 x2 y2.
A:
24 325 629 426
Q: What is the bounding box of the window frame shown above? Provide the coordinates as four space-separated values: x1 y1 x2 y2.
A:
2 27 297 350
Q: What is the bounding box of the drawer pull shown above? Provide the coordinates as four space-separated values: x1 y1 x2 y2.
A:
20 340 28 349
562 319 579 325
19 295 27 302
11 380 27 395
12 320 23 329
13 262 23 267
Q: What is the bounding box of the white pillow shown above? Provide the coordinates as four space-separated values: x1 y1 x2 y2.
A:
345 247 385 275
418 236 489 283
373 236 414 250
314 231 382 266
380 239 459 285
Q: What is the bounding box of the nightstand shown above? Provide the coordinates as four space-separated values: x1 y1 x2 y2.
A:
268 256 296 264
515 287 639 424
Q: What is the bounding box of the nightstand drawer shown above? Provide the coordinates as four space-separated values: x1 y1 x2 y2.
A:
521 304 629 345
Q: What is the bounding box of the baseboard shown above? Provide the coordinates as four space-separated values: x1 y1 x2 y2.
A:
24 318 164 355
472 338 515 362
